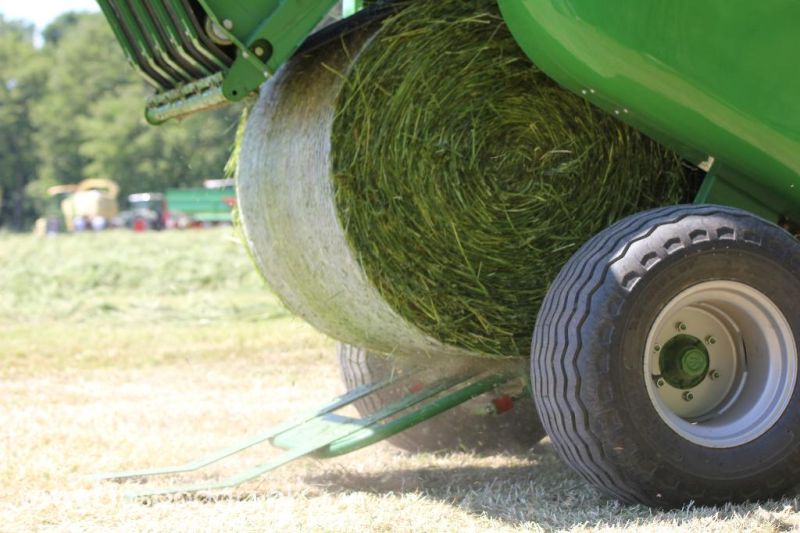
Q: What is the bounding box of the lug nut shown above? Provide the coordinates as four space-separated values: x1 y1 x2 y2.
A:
682 391 694 402
706 336 717 345
709 370 720 380
654 344 662 353
656 378 666 388
676 322 688 332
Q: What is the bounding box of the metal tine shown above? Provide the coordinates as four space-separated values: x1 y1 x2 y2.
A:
141 0 210 78
126 370 476 498
96 0 165 89
162 0 226 72
128 0 194 83
108 0 180 87
96 365 420 482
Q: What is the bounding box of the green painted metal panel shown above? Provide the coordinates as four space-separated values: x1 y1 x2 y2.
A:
499 0 800 218
196 0 339 100
201 0 281 45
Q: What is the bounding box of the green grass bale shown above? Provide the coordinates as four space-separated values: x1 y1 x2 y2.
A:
237 0 698 358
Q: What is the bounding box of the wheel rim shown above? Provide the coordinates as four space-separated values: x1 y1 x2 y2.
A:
643 280 797 448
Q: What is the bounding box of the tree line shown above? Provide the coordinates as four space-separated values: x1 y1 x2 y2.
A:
0 12 240 230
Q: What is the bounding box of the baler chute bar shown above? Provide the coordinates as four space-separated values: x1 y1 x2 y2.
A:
97 366 521 498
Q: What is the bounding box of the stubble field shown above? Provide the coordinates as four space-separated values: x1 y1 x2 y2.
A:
2 229 799 532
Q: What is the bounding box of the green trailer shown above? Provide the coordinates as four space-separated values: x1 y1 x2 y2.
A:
96 0 800 507
165 181 236 226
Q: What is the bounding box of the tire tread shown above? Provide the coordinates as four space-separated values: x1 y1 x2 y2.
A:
531 205 797 505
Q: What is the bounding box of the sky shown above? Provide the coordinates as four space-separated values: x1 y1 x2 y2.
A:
0 0 99 31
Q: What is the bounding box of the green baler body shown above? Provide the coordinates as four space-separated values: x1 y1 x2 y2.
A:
499 0 800 222
99 0 800 219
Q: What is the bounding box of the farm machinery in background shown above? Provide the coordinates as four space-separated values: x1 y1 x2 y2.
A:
164 178 236 228
123 180 236 231
35 178 120 234
34 177 235 234
123 192 167 231
95 0 800 508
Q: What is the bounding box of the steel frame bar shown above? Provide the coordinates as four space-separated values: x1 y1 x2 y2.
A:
121 372 474 497
95 370 407 483
96 366 523 498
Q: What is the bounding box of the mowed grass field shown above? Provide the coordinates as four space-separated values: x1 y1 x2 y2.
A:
3 228 800 532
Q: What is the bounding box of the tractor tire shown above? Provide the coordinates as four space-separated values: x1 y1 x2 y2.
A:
338 343 546 454
531 204 800 507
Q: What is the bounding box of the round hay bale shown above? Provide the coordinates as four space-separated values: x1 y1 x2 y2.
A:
237 0 697 359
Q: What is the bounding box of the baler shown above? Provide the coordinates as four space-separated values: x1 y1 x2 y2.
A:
96 0 800 508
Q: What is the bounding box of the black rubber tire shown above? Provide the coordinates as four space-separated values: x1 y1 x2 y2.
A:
531 204 800 507
338 343 546 454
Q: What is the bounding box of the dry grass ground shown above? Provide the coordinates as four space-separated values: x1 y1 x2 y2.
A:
2 228 800 532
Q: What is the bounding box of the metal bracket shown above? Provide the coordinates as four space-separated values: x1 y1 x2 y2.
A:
197 0 340 101
694 172 781 222
145 72 227 124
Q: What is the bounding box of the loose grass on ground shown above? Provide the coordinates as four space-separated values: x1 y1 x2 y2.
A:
2 228 800 532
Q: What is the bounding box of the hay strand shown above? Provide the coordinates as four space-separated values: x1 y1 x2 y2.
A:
237 0 697 358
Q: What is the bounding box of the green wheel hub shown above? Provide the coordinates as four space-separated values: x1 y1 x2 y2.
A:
659 335 710 389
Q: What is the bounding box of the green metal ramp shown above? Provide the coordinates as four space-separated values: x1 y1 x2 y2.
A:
97 366 520 498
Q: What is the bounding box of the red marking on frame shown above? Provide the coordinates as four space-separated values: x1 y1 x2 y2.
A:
492 395 514 414
408 383 424 394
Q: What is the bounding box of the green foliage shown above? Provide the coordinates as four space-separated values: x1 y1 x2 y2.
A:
41 12 81 46
0 11 240 229
76 83 241 199
32 14 136 187
0 16 47 230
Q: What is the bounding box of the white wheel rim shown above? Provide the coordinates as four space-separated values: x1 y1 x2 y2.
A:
643 281 797 448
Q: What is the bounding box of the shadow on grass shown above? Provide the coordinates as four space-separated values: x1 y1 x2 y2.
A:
302 442 612 528
310 443 563 496
301 441 800 530
132 441 800 530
